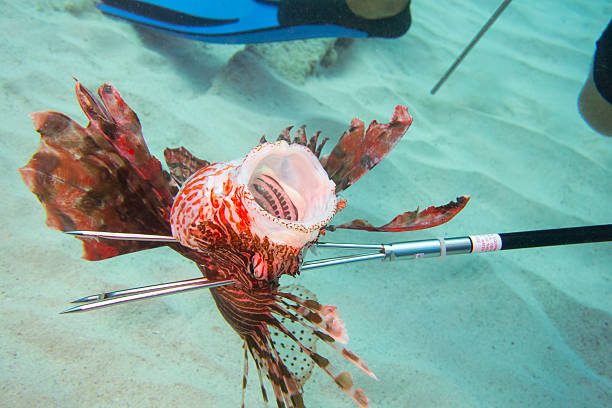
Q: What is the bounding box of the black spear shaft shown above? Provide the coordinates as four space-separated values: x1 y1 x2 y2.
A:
498 224 612 250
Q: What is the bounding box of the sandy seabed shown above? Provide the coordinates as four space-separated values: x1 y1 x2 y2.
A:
1 1 611 407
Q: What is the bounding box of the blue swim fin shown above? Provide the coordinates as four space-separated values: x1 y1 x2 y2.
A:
97 0 411 44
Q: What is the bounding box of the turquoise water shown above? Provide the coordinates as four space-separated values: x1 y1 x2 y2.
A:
2 1 611 407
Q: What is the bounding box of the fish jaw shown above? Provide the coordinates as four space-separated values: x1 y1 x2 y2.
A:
170 140 339 253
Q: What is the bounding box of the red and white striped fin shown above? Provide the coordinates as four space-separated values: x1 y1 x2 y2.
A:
277 291 348 343
241 342 248 408
247 336 305 408
271 309 370 408
276 292 375 380
251 353 269 405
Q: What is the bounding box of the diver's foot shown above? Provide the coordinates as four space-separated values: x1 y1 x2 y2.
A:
277 0 412 38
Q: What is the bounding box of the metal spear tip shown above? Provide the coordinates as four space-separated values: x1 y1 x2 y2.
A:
71 295 98 303
60 278 237 314
63 231 177 242
60 304 90 314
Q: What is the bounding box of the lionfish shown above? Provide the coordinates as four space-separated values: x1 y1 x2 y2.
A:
20 81 468 407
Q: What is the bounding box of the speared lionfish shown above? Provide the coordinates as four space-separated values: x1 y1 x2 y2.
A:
20 81 469 407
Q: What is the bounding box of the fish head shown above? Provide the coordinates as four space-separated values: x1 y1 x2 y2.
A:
170 141 341 282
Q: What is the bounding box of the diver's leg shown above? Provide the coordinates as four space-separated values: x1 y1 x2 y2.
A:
578 20 612 137
578 70 612 137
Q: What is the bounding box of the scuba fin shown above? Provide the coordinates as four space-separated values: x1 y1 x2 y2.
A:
97 0 411 44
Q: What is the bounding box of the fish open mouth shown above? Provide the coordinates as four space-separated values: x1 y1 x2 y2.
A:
238 141 338 247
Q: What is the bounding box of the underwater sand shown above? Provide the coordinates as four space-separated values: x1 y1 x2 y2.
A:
1 0 611 407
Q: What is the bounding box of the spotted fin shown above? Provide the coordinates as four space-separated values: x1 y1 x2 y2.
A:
270 286 373 407
276 291 375 379
270 285 319 387
239 283 372 408
271 309 371 408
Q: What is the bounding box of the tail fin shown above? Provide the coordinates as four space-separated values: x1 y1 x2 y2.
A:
20 81 175 261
